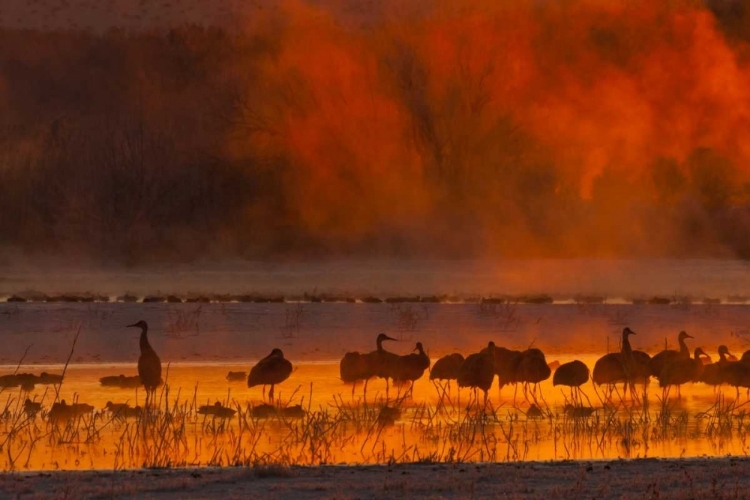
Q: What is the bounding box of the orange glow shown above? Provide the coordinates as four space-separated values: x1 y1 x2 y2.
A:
220 0 750 257
4 1 750 260
2 358 747 470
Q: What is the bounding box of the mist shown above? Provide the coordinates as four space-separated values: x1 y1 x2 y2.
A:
2 0 750 264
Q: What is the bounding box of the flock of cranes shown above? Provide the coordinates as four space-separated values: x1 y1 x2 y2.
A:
13 321 750 423
335 326 750 405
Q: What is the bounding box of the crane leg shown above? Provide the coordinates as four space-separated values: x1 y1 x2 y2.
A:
581 387 593 408
269 384 275 402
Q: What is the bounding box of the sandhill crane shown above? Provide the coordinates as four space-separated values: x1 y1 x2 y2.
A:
339 333 397 398
248 348 293 402
481 343 522 394
430 353 464 382
649 331 693 377
429 352 465 405
369 334 401 399
593 327 649 398
127 321 162 399
515 347 552 402
457 342 496 408
658 347 707 398
553 360 591 406
721 353 750 399
699 346 734 388
393 342 430 385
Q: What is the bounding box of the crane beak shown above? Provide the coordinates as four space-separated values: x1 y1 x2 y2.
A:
384 335 398 342
685 334 694 339
126 323 139 328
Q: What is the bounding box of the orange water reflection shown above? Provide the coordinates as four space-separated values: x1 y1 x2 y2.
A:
2 355 750 471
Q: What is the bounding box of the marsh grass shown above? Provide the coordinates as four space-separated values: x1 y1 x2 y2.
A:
1 382 750 470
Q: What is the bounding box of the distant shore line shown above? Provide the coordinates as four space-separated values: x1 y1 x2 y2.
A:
0 293 747 306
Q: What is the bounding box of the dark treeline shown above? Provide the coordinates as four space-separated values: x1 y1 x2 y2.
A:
2 1 750 263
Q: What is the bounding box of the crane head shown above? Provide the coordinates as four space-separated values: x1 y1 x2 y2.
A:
376 333 397 343
718 345 731 356
126 320 148 329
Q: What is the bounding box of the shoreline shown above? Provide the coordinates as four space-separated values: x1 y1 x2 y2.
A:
4 458 750 499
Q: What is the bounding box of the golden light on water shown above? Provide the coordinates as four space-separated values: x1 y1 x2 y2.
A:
4 356 750 471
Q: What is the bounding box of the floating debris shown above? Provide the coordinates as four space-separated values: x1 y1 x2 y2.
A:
226 371 247 382
100 375 143 389
198 402 236 419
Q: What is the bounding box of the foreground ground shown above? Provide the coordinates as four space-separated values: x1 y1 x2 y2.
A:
2 458 749 499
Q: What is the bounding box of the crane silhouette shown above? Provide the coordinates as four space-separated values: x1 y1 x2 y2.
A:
339 333 397 398
658 347 707 398
649 331 693 377
247 348 293 402
699 345 734 388
593 327 649 399
457 342 496 409
553 360 590 406
127 321 162 401
392 342 430 396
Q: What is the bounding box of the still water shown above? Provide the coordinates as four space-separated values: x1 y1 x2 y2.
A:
1 356 750 471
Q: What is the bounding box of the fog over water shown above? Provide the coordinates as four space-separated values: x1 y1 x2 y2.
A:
3 1 750 264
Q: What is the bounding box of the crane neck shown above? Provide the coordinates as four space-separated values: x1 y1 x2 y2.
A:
621 333 633 356
139 325 151 352
678 336 690 357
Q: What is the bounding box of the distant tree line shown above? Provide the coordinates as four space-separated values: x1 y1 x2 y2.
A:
1 1 750 263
